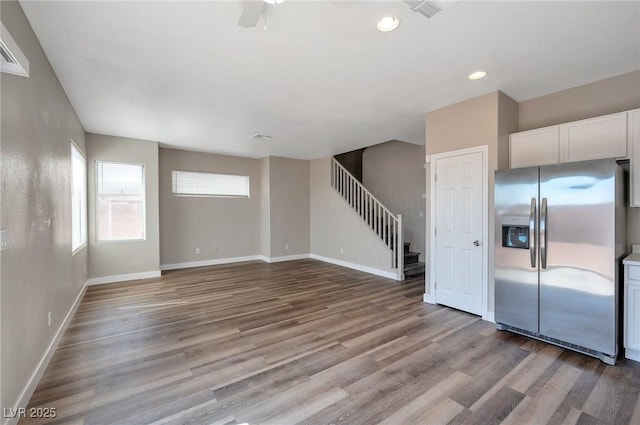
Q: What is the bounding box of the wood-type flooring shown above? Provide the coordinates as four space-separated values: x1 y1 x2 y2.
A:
20 259 640 425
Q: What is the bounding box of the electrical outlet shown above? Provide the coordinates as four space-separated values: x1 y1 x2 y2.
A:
195 248 200 255
48 311 52 327
285 244 289 251
84 265 87 275
340 248 344 254
419 211 424 217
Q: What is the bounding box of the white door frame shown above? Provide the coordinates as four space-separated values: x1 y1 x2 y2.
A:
425 145 490 321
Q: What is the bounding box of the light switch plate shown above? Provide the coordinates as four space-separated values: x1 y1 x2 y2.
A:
0 229 8 251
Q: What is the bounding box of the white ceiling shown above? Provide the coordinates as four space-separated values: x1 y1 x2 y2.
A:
19 1 640 160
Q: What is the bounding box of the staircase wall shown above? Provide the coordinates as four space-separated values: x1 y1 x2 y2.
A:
310 157 396 277
362 141 426 262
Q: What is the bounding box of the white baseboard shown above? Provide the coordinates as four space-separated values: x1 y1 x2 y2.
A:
87 270 161 285
309 254 397 280
423 292 435 304
626 348 640 362
5 281 88 425
161 256 262 271
162 254 313 270
483 311 495 323
262 253 310 263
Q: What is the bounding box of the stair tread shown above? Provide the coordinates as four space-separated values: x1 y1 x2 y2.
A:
404 261 425 271
404 251 420 256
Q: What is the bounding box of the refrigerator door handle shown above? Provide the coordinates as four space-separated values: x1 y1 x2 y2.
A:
530 197 536 268
540 197 548 269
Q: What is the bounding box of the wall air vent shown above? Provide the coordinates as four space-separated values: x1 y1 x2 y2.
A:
1 22 29 77
403 0 459 19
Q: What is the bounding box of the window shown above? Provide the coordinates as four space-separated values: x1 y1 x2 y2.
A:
96 161 145 241
71 142 87 252
172 170 250 197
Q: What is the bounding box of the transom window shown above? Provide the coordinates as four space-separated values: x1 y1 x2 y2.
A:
172 170 250 198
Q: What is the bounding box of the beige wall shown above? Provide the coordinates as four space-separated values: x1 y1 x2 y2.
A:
159 148 261 266
519 70 640 131
310 157 396 274
516 71 640 250
268 157 310 258
425 91 518 311
362 141 426 261
87 134 160 278
259 157 271 258
1 0 87 418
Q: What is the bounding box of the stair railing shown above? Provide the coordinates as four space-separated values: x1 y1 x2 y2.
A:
330 158 404 280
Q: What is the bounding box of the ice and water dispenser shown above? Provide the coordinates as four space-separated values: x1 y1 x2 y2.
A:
501 216 530 249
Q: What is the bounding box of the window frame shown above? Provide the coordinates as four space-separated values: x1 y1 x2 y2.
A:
171 169 250 198
71 141 87 254
95 160 146 243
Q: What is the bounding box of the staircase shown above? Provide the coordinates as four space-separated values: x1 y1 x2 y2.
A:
403 242 425 278
331 158 425 280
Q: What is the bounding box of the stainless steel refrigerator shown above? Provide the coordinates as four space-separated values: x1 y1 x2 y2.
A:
494 158 626 365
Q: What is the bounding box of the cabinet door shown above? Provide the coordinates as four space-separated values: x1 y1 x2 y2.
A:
560 112 628 162
629 109 640 207
510 126 560 168
626 281 640 350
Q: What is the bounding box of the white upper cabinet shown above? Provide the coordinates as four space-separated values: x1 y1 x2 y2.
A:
510 127 560 168
510 110 631 169
629 109 640 207
560 113 628 163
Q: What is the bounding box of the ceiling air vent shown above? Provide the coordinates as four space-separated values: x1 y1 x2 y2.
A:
1 22 29 77
403 0 459 19
251 132 273 141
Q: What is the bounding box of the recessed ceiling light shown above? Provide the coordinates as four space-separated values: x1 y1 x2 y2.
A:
377 16 400 32
468 71 487 80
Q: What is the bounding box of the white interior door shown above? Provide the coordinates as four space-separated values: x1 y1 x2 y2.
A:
434 151 484 315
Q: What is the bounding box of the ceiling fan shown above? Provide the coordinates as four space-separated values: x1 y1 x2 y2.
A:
238 0 284 29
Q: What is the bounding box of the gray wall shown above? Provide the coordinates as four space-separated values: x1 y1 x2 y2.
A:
1 0 87 417
159 148 261 266
516 71 640 250
362 141 426 261
310 157 396 273
268 157 310 257
87 134 160 278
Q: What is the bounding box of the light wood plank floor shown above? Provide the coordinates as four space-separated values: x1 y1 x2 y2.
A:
21 259 640 425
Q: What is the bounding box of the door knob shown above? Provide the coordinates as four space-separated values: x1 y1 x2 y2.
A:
473 240 480 246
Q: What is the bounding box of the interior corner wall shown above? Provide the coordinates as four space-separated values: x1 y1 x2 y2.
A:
259 157 271 258
425 91 508 312
497 91 519 171
1 0 87 420
362 141 426 262
268 157 310 258
309 157 396 275
158 148 261 266
87 134 160 278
